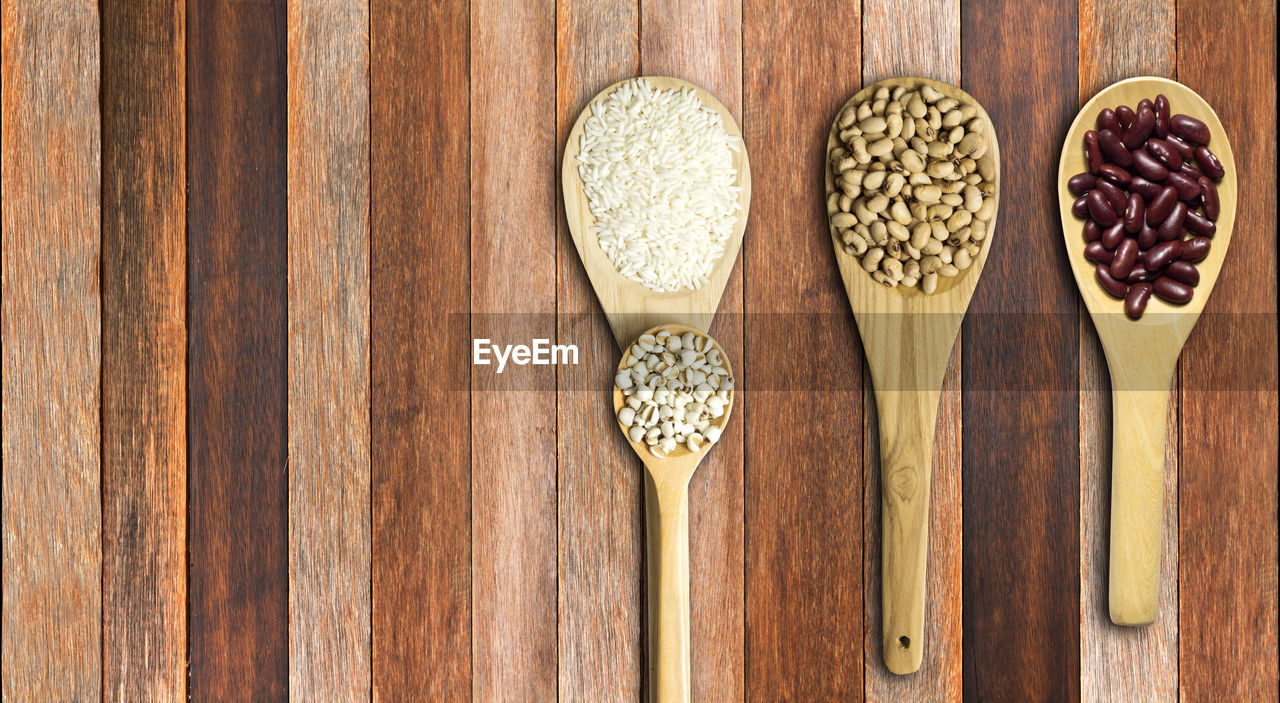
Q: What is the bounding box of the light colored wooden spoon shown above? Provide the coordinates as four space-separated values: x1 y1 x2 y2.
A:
613 323 735 702
1058 76 1236 626
827 77 1001 675
562 76 751 349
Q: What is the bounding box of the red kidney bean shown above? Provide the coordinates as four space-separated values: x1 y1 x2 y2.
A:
1145 138 1183 170
1087 190 1119 226
1153 276 1194 304
1097 179 1127 214
1101 222 1126 250
1096 263 1128 298
1165 133 1196 160
1164 170 1201 201
1181 236 1211 262
1125 282 1154 319
1126 264 1156 284
1165 260 1200 286
1145 239 1182 270
1116 105 1136 129
1085 240 1114 264
1123 193 1145 233
1146 186 1177 225
1083 221 1103 244
1098 163 1131 185
1084 130 1104 173
1199 176 1220 220
1170 113 1210 144
1098 107 1120 133
1072 194 1091 218
1128 175 1163 200
1138 223 1159 249
1099 129 1133 166
1158 201 1187 241
1122 106 1156 148
1110 237 1139 279
1179 161 1202 180
1184 209 1216 237
1194 145 1225 181
1131 147 1168 181
1068 172 1096 195
1154 94 1170 138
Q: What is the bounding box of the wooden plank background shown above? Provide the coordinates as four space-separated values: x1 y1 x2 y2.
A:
2 0 1276 701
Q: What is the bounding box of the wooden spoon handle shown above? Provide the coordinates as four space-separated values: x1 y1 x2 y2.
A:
1108 386 1173 626
645 471 692 702
876 389 941 675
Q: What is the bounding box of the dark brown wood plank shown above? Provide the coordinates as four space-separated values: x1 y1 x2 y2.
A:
186 0 288 698
960 1 1081 700
1177 1 1279 699
1 0 102 698
555 2 643 700
371 0 471 697
470 0 558 699
287 0 370 697
1076 1 1178 698
639 2 745 699
101 0 187 698
743 1 864 698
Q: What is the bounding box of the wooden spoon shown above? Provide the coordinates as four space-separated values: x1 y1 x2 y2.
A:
562 76 751 349
1058 77 1236 626
613 323 735 702
827 77 1001 675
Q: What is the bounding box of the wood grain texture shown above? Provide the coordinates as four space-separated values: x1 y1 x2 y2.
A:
960 0 1081 700
858 1 962 695
100 0 187 699
554 1 643 699
743 1 864 698
186 0 289 698
1176 0 1279 698
470 0 558 700
1075 2 1177 698
639 2 744 699
1 0 102 699
370 0 471 698
287 0 370 698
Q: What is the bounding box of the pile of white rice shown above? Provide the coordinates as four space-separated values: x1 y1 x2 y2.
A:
577 78 742 292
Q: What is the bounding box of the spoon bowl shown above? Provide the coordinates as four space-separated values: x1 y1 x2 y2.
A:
1057 76 1236 626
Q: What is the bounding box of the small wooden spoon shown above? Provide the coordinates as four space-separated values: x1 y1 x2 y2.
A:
562 76 751 348
1058 77 1236 626
827 77 1001 675
613 324 735 702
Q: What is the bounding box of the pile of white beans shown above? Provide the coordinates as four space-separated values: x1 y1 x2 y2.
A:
615 328 733 458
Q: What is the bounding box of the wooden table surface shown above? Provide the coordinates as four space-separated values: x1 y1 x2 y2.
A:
2 0 1276 700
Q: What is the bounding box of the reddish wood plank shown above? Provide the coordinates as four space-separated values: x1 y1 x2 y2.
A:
470 0 558 700
1076 2 1178 699
186 0 289 698
743 1 864 698
100 0 187 699
371 0 471 697
639 2 745 699
287 0 370 698
1 1 102 698
1177 1 1279 699
858 2 963 697
960 1 1081 700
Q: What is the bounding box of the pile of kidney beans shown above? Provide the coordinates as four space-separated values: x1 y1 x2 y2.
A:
1068 94 1224 319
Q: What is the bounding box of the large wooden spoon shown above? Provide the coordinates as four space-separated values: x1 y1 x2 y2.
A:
1058 77 1236 626
827 77 1000 674
562 76 751 348
613 324 735 702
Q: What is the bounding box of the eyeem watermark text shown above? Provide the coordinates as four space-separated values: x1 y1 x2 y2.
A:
472 338 578 374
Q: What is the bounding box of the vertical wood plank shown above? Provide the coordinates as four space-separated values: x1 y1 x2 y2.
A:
371 0 471 697
187 0 289 698
858 1 963 697
1177 1 1279 699
1075 2 1178 699
960 1 1081 700
743 1 864 698
470 0 558 700
287 0 371 698
100 0 187 699
554 1 642 699
639 2 745 699
1 0 102 699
